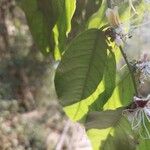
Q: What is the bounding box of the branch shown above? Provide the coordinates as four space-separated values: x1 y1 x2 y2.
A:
55 120 71 150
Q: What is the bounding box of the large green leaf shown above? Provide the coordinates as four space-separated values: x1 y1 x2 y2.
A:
55 29 108 106
53 0 76 55
17 0 59 55
90 50 116 111
63 48 115 121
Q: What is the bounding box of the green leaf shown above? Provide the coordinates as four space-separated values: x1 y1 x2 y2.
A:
53 0 76 55
118 68 135 106
17 0 59 55
100 117 137 150
104 66 135 109
87 65 135 149
87 0 107 29
86 108 137 150
137 140 150 150
55 29 108 106
62 46 129 121
90 50 116 110
85 108 123 130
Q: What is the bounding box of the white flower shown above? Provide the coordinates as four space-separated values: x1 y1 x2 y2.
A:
123 95 150 139
136 61 150 82
105 7 129 46
106 6 120 27
115 35 124 46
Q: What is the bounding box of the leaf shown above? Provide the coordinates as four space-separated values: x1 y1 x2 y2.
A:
137 140 150 150
117 69 135 106
85 108 123 130
87 0 107 29
37 0 58 29
86 108 137 150
89 50 116 110
17 0 59 55
62 46 118 121
84 0 103 20
104 65 135 109
87 65 135 149
100 118 137 150
53 0 76 55
55 29 108 106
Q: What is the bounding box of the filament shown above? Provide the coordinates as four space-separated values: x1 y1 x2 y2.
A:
142 110 150 139
144 109 150 122
129 0 138 14
132 109 142 130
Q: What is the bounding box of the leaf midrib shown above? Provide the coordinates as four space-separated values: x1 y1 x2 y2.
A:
80 31 103 100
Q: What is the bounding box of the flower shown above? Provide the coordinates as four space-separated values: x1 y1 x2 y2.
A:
123 95 150 139
136 61 150 82
105 6 130 46
106 6 120 27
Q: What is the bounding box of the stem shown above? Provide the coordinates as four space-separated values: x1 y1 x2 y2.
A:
119 46 138 96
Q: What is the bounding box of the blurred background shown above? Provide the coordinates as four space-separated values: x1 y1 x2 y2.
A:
0 0 97 149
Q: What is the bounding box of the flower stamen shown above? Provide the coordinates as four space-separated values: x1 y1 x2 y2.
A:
123 95 150 139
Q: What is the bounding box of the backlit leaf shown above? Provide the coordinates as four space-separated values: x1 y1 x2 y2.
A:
55 29 108 106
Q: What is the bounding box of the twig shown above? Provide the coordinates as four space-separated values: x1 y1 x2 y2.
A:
55 120 71 150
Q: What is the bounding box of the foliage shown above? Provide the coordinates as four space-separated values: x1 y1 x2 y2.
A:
16 0 150 149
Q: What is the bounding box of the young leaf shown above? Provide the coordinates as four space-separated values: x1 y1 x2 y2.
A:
62 46 120 121
103 66 135 110
55 29 108 106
